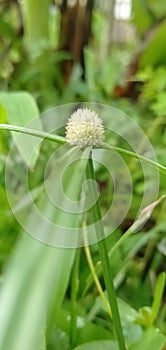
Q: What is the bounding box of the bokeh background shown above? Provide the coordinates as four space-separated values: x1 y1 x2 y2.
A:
0 1 166 350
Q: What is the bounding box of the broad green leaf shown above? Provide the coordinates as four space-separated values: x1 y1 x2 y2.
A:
73 340 119 350
0 146 90 350
0 92 39 126
0 233 75 350
129 328 166 350
140 20 166 67
8 146 91 247
0 92 41 167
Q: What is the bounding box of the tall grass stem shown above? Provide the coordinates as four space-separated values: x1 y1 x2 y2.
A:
86 152 126 350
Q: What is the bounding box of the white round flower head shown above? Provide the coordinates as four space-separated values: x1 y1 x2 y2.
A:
65 108 105 147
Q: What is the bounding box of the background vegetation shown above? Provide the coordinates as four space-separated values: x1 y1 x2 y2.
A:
0 1 166 349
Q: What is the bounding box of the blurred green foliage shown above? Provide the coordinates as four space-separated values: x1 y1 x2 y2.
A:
0 1 166 350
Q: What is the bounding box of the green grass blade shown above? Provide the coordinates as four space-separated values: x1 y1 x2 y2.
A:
151 272 166 325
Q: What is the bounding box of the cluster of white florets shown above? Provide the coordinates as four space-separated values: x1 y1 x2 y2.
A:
65 108 105 147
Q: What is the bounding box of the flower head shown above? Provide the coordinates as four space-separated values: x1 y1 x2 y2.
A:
65 108 105 147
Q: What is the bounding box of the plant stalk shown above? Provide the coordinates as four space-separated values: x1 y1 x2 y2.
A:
86 152 126 350
83 218 112 319
0 124 66 144
102 143 166 175
70 249 80 348
0 123 165 175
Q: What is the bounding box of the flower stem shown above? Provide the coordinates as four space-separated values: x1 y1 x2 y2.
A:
86 152 126 350
0 124 66 144
70 249 80 348
102 143 166 175
1 123 166 176
83 217 112 319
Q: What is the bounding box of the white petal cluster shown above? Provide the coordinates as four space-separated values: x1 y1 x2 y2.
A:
65 108 105 147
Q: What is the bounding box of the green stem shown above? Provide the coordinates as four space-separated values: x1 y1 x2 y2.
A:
102 143 166 175
129 114 165 172
83 217 112 319
0 124 66 144
0 123 165 175
82 228 133 297
86 152 126 350
70 249 80 349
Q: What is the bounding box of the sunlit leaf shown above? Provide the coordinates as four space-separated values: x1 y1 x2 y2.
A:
0 92 41 167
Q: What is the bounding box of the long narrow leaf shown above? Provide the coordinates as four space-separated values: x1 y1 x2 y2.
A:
0 147 90 350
